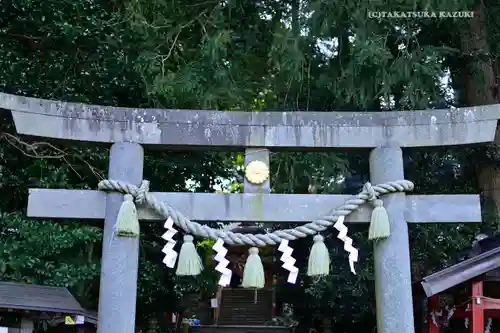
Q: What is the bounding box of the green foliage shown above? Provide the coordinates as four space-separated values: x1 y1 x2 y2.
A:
0 213 100 287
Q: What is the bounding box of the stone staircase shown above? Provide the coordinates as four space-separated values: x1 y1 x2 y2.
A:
191 326 291 333
217 288 274 325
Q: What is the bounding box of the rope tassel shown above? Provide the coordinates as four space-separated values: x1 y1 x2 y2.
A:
242 247 265 289
115 194 140 237
176 235 203 276
98 179 414 275
368 199 391 240
307 235 330 276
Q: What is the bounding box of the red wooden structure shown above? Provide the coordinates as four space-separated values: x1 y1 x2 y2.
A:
413 235 500 333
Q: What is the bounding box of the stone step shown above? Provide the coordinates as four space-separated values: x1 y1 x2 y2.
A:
191 325 292 333
218 310 270 317
217 309 272 324
220 299 270 304
217 288 274 326
217 319 268 322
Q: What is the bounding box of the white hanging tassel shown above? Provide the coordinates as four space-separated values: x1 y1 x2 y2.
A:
115 194 140 237
307 235 330 276
241 247 265 289
176 235 203 276
368 199 391 240
161 217 178 268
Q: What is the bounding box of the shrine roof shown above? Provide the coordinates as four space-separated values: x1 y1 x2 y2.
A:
0 281 85 314
416 235 500 298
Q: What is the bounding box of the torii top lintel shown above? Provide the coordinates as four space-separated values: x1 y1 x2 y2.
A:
1 92 499 149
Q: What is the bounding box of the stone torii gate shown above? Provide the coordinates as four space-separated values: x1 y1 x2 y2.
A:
1 92 499 333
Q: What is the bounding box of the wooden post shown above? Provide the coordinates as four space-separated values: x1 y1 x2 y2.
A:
471 280 484 333
215 288 221 324
427 295 440 333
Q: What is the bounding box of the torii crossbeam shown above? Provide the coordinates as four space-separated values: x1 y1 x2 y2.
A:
28 189 480 224
1 92 499 333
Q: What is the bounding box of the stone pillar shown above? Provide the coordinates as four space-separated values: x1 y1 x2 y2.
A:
97 142 144 333
369 147 415 333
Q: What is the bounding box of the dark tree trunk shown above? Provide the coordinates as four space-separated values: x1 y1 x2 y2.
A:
460 0 500 227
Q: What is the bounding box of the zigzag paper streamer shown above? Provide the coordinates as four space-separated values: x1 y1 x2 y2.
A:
333 215 358 274
212 238 232 286
278 240 298 284
161 217 178 268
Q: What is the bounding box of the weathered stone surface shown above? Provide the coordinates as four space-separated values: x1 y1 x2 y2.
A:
97 142 143 333
2 92 499 148
27 189 481 223
370 147 415 333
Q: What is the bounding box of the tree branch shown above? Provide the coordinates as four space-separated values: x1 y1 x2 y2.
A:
0 132 105 180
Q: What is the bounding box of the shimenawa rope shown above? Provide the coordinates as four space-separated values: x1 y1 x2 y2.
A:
97 179 414 246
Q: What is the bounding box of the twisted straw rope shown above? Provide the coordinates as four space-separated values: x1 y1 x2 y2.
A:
97 179 414 246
